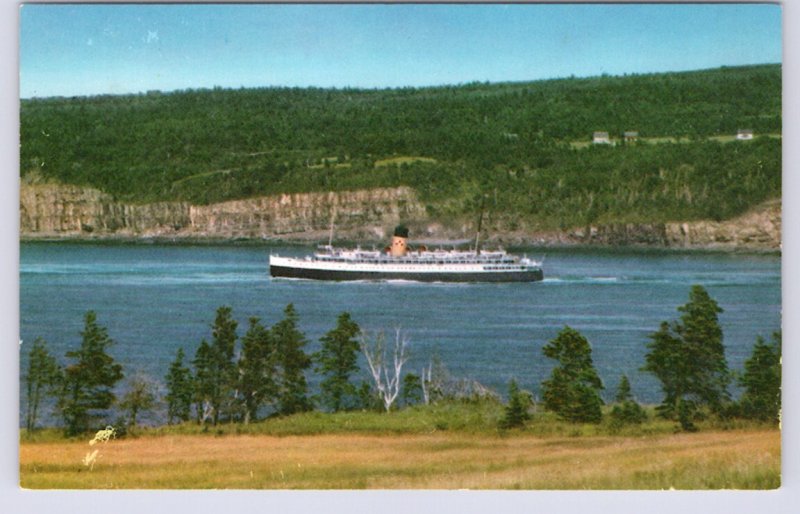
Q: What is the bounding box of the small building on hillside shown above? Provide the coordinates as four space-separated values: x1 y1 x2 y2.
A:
592 131 611 144
623 131 639 142
737 129 754 140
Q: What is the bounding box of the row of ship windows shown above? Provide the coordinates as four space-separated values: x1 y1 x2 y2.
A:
322 264 482 270
319 258 514 265
316 263 524 272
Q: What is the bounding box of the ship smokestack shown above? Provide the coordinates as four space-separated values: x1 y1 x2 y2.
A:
390 225 409 257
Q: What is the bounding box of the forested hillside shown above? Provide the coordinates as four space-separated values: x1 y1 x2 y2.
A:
20 64 781 230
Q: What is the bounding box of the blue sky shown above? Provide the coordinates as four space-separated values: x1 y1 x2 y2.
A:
19 3 782 98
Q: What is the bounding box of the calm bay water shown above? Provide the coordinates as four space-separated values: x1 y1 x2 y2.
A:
19 242 781 424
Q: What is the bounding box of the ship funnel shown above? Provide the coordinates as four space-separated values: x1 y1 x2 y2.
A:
390 225 409 256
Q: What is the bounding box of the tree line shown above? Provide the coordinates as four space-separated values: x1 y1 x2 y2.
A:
505 285 781 431
20 65 781 230
24 285 780 436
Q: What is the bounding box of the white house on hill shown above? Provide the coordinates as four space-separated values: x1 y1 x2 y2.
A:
592 131 611 144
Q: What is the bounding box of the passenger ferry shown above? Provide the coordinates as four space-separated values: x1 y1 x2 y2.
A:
269 225 543 283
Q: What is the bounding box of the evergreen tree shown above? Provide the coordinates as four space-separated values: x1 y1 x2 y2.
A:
165 347 193 424
314 312 361 412
356 380 383 412
499 379 532 429
642 322 685 418
212 306 238 363
643 285 731 426
541 326 604 423
739 331 781 423
609 375 647 427
24 337 62 432
210 306 239 424
675 285 730 410
614 374 634 403
272 303 312 415
238 317 278 423
58 311 124 436
192 340 214 424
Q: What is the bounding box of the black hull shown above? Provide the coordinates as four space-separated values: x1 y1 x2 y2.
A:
270 265 543 283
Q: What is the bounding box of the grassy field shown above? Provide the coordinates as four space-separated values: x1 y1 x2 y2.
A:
20 427 779 489
373 156 437 167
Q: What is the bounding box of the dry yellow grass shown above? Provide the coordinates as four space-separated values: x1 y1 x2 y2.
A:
20 429 779 489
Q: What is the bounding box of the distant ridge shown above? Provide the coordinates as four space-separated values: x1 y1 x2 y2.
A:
20 64 781 232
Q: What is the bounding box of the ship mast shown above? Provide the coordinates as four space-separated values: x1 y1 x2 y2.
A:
474 194 485 255
328 203 337 248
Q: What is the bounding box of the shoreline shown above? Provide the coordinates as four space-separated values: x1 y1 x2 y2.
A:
20 182 781 253
18 232 782 255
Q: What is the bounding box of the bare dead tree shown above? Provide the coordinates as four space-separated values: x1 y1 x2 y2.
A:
359 328 409 412
200 400 214 425
420 354 449 404
420 355 499 405
421 362 432 405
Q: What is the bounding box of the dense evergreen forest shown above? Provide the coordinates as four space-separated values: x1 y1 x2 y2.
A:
20 64 781 229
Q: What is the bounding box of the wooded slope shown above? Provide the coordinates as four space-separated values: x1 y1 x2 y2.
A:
20 64 781 230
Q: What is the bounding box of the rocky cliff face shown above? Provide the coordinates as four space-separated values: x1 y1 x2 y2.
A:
19 184 190 236
186 187 427 239
20 183 781 250
664 200 781 250
560 199 781 251
19 184 427 240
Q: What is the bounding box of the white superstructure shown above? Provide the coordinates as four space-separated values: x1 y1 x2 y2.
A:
269 245 543 282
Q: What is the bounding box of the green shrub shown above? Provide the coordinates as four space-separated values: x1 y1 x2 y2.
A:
499 379 533 430
609 376 647 429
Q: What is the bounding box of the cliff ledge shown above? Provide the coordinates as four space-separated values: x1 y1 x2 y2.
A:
20 184 780 251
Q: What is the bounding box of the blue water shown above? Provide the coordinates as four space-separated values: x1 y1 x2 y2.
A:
19 242 781 424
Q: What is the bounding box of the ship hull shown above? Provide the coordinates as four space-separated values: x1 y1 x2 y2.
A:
270 264 543 283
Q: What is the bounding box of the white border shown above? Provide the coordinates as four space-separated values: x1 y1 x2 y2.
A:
4 2 796 514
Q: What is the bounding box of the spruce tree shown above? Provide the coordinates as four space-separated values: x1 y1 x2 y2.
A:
212 306 238 363
192 339 214 423
541 326 604 423
314 312 361 412
165 347 194 424
675 285 730 410
609 375 647 426
499 379 532 429
643 285 731 426
59 311 124 436
238 317 278 423
24 337 61 432
190 306 240 425
614 374 633 403
739 331 781 423
272 303 312 415
642 322 686 418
